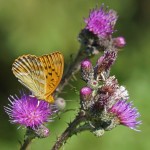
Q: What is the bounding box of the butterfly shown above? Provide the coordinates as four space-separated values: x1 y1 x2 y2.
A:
12 51 64 103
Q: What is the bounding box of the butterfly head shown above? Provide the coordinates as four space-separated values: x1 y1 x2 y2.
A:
45 95 54 104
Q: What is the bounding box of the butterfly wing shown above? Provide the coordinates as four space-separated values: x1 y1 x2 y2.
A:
39 52 64 100
12 55 46 99
12 52 64 103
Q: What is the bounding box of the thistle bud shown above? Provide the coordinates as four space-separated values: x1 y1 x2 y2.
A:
80 87 94 109
55 97 66 111
81 59 92 71
80 87 92 101
81 59 94 82
34 125 50 138
113 37 126 48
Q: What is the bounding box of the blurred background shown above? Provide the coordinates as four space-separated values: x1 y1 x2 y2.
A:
0 0 150 149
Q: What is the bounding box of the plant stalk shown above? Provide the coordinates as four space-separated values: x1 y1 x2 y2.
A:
51 111 86 150
20 129 35 150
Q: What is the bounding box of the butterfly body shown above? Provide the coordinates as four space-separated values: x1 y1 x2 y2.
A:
12 52 64 103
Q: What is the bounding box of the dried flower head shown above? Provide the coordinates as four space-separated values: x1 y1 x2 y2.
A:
85 5 118 38
5 94 53 129
94 50 117 77
114 86 129 101
92 76 129 111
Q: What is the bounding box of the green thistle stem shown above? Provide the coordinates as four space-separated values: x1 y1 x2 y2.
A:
51 111 86 150
73 123 93 134
20 128 36 150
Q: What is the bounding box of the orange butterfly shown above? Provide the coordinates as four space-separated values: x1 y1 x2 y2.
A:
12 52 64 103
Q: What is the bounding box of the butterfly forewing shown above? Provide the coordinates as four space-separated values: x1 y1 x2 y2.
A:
12 52 64 103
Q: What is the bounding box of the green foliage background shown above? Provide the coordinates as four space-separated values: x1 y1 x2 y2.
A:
0 0 150 150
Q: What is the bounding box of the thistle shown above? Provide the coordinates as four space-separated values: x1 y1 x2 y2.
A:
5 94 53 129
85 4 118 38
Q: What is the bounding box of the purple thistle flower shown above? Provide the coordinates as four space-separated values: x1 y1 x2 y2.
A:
109 100 141 131
85 5 118 38
4 94 53 129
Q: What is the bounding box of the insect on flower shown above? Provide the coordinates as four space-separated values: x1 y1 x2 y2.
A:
12 52 64 103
